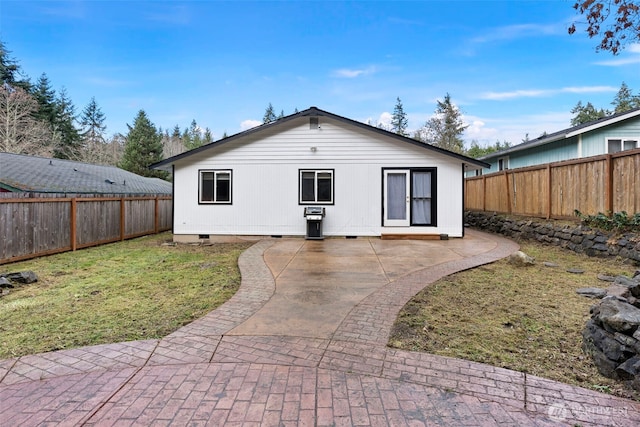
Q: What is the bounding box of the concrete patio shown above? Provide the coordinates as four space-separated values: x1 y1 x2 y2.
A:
1 229 639 426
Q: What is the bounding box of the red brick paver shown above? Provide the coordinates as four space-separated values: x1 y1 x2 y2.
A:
1 230 639 426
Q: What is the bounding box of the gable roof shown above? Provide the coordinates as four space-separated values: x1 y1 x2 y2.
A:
0 152 172 195
151 106 489 170
480 106 640 161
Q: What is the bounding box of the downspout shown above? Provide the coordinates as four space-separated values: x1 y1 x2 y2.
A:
578 134 583 158
461 163 465 238
171 164 175 235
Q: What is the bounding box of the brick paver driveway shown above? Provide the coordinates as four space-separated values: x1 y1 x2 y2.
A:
1 229 639 426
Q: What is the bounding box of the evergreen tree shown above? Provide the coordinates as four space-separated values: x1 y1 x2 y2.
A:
570 101 609 126
611 82 640 113
278 109 285 119
0 40 30 91
171 124 181 139
203 128 213 144
79 97 107 145
263 102 276 123
120 110 167 179
32 73 57 127
466 140 511 159
183 119 203 150
53 87 81 159
414 93 468 153
390 97 408 136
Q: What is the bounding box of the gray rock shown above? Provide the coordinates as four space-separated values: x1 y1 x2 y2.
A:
566 268 585 274
598 296 640 333
4 271 38 284
634 270 640 279
543 262 559 268
583 336 619 378
0 277 13 288
508 251 535 266
615 356 640 380
598 274 617 282
576 287 607 299
615 275 638 288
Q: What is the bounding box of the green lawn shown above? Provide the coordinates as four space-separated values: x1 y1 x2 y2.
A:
0 233 251 359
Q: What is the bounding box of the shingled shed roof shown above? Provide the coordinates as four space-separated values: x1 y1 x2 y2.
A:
0 152 172 195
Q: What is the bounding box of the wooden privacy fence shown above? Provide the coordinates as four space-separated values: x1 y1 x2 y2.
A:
465 148 640 219
0 195 172 265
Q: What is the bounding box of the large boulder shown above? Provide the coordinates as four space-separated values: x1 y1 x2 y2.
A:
508 251 535 267
598 296 640 334
1 271 38 284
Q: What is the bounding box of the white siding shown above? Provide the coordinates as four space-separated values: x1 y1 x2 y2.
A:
172 117 466 237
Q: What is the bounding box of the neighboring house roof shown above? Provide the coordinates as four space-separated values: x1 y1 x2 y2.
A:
0 152 172 195
480 107 640 161
151 106 489 170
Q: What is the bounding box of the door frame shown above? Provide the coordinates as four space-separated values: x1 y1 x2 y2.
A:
382 169 410 227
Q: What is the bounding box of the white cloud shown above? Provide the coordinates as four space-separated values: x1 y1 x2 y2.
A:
240 119 261 131
378 112 392 128
594 44 640 66
472 23 562 44
562 86 618 94
464 117 499 142
480 86 617 100
460 112 572 146
481 89 548 100
332 66 377 78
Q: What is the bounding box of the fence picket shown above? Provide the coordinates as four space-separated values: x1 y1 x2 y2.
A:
0 195 172 265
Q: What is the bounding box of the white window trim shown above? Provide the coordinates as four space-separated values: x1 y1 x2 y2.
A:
199 169 232 204
605 137 639 154
497 156 509 171
299 169 334 205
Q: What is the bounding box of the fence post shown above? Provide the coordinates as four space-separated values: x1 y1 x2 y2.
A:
546 164 552 219
482 175 486 212
154 196 160 234
606 154 614 215
120 197 125 241
71 198 77 251
504 170 511 214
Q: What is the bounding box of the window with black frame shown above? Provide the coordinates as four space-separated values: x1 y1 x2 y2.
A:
299 169 334 204
199 170 232 204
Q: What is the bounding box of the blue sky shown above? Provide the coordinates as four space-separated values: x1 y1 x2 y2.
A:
2 0 639 146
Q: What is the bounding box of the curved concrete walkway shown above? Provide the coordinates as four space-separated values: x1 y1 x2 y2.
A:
1 229 639 426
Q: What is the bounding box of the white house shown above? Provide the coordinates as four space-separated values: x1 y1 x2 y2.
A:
152 107 488 241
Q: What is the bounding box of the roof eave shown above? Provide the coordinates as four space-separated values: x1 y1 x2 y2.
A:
151 106 489 169
566 108 640 137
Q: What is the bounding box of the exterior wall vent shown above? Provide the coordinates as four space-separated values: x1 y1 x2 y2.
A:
310 117 319 129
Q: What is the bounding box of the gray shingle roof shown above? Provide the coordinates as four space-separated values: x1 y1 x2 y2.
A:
0 152 172 195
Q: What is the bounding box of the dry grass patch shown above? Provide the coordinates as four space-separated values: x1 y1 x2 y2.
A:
0 233 252 359
389 240 639 400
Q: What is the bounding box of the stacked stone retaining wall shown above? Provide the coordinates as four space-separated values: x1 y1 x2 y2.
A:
464 211 640 264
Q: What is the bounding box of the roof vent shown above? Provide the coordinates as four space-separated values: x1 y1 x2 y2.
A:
105 179 115 184
310 117 319 129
